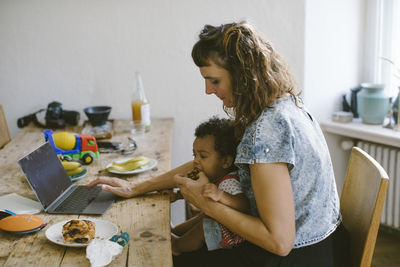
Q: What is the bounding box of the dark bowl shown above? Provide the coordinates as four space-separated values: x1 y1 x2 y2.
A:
84 106 112 126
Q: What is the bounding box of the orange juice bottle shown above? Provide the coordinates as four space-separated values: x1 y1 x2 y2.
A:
131 72 151 132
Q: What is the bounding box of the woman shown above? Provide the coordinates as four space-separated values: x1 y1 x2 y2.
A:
88 22 347 266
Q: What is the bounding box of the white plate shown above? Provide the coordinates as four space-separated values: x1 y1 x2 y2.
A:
45 218 118 247
70 168 88 182
105 157 157 175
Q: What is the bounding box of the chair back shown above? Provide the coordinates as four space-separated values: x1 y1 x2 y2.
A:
340 147 389 267
0 105 11 148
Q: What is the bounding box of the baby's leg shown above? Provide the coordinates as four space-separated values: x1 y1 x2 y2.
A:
171 212 203 236
172 219 205 255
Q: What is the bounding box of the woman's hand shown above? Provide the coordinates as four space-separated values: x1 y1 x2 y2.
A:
173 172 210 211
202 183 223 202
87 161 194 198
87 177 138 198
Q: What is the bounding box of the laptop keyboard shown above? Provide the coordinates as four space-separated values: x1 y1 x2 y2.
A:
54 186 101 212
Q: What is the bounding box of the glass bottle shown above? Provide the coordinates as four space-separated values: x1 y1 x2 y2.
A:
131 72 151 133
393 87 400 125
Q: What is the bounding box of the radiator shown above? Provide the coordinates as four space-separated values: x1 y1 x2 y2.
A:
356 141 400 229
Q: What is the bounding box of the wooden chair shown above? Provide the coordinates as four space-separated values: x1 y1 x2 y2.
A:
0 105 11 148
340 147 389 267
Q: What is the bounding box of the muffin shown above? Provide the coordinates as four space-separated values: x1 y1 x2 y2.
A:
62 219 95 243
186 168 200 180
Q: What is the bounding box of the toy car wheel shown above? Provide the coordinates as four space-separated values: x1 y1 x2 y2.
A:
82 153 94 165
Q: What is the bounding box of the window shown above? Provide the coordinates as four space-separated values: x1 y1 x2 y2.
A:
366 0 400 97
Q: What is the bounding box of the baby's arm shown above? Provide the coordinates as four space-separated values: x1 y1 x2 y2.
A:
202 183 249 212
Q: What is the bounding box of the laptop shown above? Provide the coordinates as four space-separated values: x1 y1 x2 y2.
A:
17 142 116 215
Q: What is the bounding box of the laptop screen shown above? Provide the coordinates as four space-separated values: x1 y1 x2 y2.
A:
18 142 72 210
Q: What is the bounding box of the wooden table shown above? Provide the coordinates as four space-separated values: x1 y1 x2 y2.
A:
0 118 174 267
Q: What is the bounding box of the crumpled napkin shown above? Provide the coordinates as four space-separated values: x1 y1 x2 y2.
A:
86 239 123 267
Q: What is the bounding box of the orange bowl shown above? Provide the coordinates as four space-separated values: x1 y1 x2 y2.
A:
0 214 43 232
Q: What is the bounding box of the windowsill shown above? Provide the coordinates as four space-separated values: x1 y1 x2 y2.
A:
320 118 400 148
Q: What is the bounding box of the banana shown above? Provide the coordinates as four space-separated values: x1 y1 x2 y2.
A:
61 161 82 171
111 156 149 166
101 157 150 173
67 166 85 176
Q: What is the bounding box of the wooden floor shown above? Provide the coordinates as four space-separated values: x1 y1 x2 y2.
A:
371 227 400 267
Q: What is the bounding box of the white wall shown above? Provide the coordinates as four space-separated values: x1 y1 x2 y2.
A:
1 0 366 222
0 0 306 225
303 0 365 193
0 0 305 170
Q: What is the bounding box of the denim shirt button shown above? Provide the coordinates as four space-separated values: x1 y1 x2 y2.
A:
264 148 270 153
242 147 247 154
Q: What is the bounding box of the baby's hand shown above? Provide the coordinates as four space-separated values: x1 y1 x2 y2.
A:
202 183 223 202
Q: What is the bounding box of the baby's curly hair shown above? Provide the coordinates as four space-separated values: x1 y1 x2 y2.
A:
192 22 300 139
195 116 238 163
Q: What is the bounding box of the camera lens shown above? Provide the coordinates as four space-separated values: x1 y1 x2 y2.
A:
63 110 80 125
17 114 35 128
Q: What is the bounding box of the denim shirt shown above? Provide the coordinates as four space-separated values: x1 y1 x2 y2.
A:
235 96 341 248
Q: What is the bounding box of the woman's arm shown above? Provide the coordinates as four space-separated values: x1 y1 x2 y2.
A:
218 192 249 212
87 161 194 198
175 162 296 256
202 183 249 212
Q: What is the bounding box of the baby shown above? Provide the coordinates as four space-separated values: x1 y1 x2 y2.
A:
171 116 249 254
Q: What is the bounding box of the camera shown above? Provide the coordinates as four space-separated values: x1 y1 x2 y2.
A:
17 101 80 128
45 101 80 128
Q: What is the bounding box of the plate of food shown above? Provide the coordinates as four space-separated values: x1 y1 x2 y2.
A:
45 218 118 247
102 156 157 175
70 168 88 182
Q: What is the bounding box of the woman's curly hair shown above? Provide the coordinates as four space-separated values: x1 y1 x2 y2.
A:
192 22 300 138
